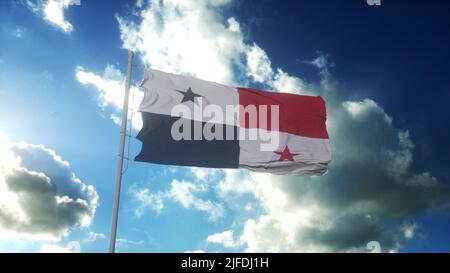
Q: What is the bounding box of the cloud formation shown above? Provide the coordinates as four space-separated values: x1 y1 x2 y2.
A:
25 0 77 33
40 241 80 253
75 65 143 130
130 179 225 222
84 231 106 243
116 238 145 249
206 230 241 248
117 0 244 85
0 134 98 240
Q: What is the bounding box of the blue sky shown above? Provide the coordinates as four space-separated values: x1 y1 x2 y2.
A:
0 0 449 253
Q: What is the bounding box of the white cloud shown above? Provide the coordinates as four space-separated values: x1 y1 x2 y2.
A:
245 43 274 84
75 65 126 109
343 99 392 125
43 0 73 32
75 65 143 130
40 241 81 253
206 230 241 248
40 244 71 253
216 169 255 200
305 52 334 77
135 0 145 9
129 185 165 217
168 180 225 221
240 215 295 252
116 0 244 85
130 179 225 222
0 133 98 240
244 43 313 95
270 69 308 94
190 167 220 182
25 0 76 33
84 231 106 243
116 238 144 248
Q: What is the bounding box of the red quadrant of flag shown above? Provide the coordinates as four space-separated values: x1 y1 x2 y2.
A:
237 88 329 139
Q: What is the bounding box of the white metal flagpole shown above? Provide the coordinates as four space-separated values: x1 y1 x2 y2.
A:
109 50 134 253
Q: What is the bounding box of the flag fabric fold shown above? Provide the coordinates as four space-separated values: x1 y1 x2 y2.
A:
135 68 331 176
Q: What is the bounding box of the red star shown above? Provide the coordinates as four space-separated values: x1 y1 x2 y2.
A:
274 145 299 161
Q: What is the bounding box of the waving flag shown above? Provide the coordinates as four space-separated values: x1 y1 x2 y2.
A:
135 69 331 175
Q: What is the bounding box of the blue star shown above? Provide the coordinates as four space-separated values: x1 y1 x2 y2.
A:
176 87 202 104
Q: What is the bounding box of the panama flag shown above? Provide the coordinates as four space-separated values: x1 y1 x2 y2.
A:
135 69 331 175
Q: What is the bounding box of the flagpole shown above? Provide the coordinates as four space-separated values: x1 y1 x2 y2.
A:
109 50 134 253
